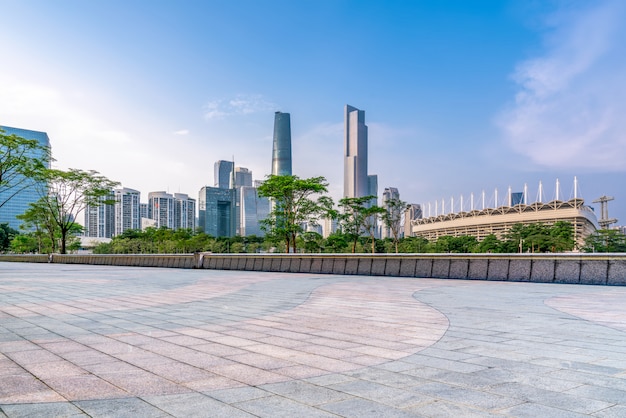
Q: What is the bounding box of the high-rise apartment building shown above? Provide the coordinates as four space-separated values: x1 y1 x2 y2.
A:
114 188 141 236
403 203 423 238
148 191 175 229
271 111 292 176
173 193 196 231
84 191 115 238
0 126 51 230
343 105 377 202
214 160 234 189
198 187 236 237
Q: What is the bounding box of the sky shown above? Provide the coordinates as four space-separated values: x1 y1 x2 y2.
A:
2 0 626 224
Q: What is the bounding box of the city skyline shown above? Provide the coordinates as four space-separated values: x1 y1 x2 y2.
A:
1 1 625 223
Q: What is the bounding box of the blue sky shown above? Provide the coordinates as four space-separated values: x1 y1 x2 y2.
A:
2 0 625 223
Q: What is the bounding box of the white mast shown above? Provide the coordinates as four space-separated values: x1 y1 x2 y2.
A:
524 183 528 205
555 178 560 201
471 192 474 211
507 185 512 207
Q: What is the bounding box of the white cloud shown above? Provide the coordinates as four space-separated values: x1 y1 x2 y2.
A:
174 129 189 135
499 0 626 170
203 94 276 120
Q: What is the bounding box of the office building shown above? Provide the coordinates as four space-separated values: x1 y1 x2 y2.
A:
114 188 141 235
343 105 377 202
239 186 270 237
403 203 423 238
271 111 292 176
84 192 115 238
234 167 253 188
381 187 400 239
0 126 51 230
214 160 234 189
148 191 175 229
198 186 236 237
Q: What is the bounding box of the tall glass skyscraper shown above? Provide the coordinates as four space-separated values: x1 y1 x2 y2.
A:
271 111 292 176
343 105 377 201
0 126 51 230
214 160 234 189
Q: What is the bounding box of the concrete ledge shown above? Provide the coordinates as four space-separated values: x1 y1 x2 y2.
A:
2 253 625 286
487 259 509 281
449 259 469 280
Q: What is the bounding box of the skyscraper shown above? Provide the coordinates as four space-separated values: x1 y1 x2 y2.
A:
344 105 377 201
214 160 234 189
234 167 253 188
271 111 292 176
381 187 400 239
0 126 51 230
198 187 236 237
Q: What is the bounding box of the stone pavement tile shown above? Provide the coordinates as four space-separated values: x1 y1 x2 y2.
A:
405 400 504 418
96 371 187 396
593 404 626 417
0 375 65 404
44 375 128 401
226 352 296 370
530 357 624 376
416 346 480 362
304 373 356 387
343 368 425 389
487 382 613 414
320 398 418 418
182 375 244 392
4 349 62 365
142 393 255 418
329 379 433 408
146 362 217 384
21 360 89 379
499 402 591 418
75 397 170 418
547 369 626 391
234 395 337 418
402 353 487 373
0 401 88 417
205 386 271 404
414 382 522 410
273 364 329 379
211 363 288 386
192 342 248 357
259 381 352 406
565 384 626 405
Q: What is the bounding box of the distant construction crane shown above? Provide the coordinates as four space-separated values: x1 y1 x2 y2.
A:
592 196 618 229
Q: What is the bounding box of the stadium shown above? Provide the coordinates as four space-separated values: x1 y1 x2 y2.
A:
411 179 599 249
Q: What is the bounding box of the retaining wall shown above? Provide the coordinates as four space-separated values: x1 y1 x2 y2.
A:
1 253 624 285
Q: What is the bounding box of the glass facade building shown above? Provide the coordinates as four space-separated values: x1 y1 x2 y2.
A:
214 160 234 189
344 105 377 203
0 126 51 230
271 112 292 176
198 186 236 237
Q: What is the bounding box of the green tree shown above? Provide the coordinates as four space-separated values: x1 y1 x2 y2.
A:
17 198 59 253
381 197 409 253
0 223 19 252
583 229 626 253
477 234 502 253
257 175 332 253
0 129 51 209
37 168 119 254
338 196 384 253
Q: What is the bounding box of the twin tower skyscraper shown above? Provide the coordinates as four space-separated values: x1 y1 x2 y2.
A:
271 105 377 202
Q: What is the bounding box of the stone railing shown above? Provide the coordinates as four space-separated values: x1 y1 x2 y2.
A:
1 253 624 285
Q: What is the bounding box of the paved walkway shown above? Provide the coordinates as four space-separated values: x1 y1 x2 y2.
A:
1 263 625 417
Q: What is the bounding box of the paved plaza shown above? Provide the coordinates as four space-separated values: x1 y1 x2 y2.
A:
1 263 626 417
